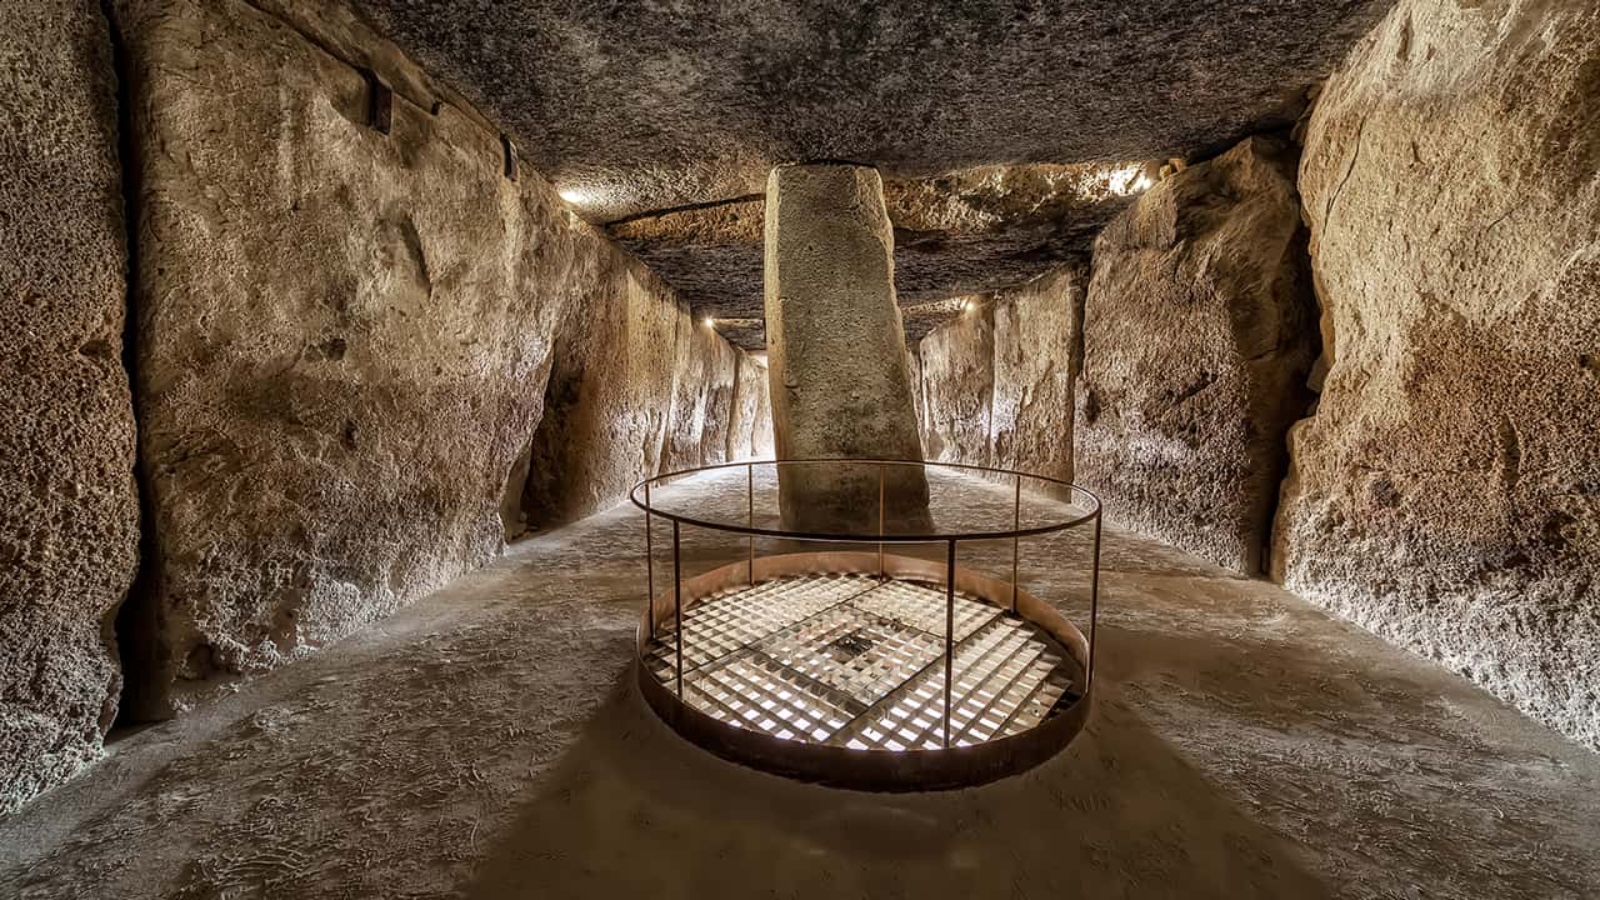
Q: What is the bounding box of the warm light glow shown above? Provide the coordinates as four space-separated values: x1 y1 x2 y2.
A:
558 186 590 205
1106 164 1155 197
963 300 976 314
703 316 716 328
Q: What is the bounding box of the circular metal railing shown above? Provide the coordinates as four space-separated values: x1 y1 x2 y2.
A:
629 458 1104 789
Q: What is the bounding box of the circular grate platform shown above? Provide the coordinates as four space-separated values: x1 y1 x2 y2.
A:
643 572 1077 751
631 459 1103 790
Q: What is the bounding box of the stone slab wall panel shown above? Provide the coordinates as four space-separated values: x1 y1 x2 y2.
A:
522 263 709 527
0 0 140 813
911 268 1084 499
116 0 746 713
990 268 1083 487
918 303 995 468
664 319 738 473
1275 0 1600 747
726 354 774 462
1076 136 1317 574
117 0 563 710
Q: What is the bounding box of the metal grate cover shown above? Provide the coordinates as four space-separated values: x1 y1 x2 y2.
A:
644 572 1076 750
644 574 873 680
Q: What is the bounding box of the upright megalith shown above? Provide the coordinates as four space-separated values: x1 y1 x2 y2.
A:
764 164 929 532
1075 136 1317 575
0 0 139 813
1274 0 1600 748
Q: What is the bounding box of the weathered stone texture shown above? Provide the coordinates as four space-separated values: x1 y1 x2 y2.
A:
919 303 994 468
912 269 1083 488
1275 0 1600 747
115 0 744 712
1077 137 1316 574
0 0 139 814
726 354 774 462
117 0 558 711
764 164 928 532
521 265 675 526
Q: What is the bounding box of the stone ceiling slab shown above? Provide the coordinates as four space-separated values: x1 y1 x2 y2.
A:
608 163 1142 347
345 0 1393 221
339 0 1394 346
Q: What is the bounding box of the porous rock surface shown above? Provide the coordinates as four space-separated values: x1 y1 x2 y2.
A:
887 165 1133 307
1275 0 1600 747
913 268 1083 486
116 0 745 713
764 164 928 531
609 165 1137 349
346 0 1394 220
0 0 139 814
608 200 766 347
1076 137 1316 575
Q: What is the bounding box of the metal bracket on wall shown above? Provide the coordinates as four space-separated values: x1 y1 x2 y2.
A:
361 68 393 135
501 134 519 182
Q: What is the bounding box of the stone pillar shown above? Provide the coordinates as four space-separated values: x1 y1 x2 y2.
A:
763 163 930 532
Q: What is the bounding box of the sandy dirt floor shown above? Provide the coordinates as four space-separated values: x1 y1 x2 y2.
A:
2 469 1597 899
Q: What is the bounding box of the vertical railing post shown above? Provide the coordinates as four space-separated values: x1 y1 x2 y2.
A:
644 482 655 640
877 462 886 578
1011 473 1022 614
747 462 755 585
944 538 956 749
1087 511 1103 692
673 520 684 697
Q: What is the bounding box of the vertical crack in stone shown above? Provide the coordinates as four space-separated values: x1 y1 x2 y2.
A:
99 0 167 724
1263 218 1323 578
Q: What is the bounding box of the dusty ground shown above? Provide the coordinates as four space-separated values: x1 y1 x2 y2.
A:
2 469 1597 899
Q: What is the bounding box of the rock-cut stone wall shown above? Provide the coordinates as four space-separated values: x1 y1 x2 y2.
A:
914 268 1084 486
0 0 141 815
1076 137 1317 575
113 0 754 715
1275 0 1600 748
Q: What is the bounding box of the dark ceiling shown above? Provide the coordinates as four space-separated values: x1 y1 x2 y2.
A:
346 0 1393 346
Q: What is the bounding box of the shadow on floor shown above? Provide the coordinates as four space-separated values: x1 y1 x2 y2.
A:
460 668 1334 900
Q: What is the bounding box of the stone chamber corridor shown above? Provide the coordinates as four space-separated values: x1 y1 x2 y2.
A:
4 0 1599 897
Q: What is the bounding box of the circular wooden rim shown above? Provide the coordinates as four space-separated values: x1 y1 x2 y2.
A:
636 551 1093 791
